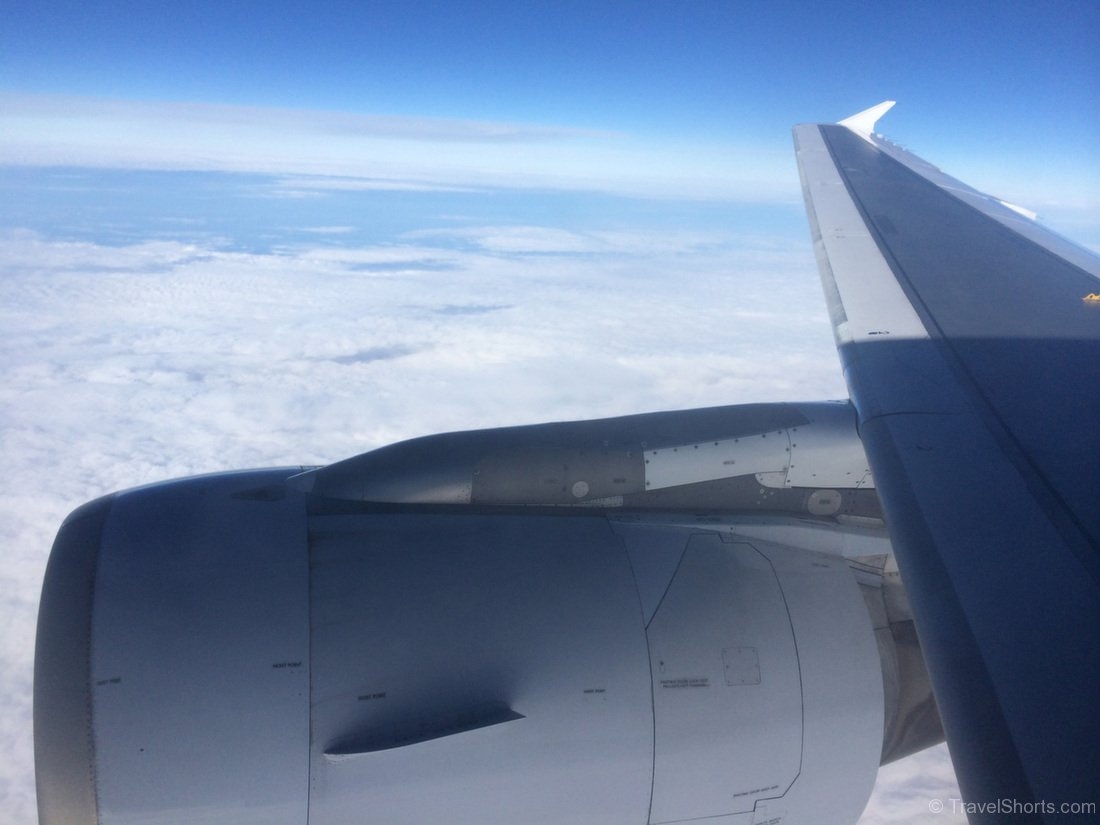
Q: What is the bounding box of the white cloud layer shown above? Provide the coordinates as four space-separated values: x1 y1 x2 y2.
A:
0 210 964 820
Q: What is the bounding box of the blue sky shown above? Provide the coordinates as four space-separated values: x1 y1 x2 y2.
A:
3 0 1098 220
5 1 1098 136
1 2 1097 823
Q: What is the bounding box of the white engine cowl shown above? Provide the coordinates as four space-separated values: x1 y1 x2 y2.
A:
37 404 912 824
37 469 884 825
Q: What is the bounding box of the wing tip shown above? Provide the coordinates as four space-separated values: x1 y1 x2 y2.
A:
838 100 897 137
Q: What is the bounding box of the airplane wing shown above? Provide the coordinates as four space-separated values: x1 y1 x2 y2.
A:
794 104 1100 817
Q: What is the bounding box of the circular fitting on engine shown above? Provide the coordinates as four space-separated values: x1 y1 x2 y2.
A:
807 489 842 516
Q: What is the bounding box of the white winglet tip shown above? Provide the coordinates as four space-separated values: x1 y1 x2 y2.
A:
838 100 897 136
998 199 1038 222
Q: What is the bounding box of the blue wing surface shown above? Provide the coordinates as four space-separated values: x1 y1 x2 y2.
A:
794 106 1100 818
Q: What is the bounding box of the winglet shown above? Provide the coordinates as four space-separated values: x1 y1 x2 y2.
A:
997 199 1038 221
838 100 896 137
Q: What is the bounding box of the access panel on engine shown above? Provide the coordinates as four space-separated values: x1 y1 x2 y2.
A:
647 533 802 823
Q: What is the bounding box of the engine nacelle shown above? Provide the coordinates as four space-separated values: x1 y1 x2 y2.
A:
35 404 923 824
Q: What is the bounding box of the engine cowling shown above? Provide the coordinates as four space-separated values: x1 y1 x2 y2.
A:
35 403 929 824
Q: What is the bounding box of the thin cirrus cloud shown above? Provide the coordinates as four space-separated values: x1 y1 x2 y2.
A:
0 92 797 201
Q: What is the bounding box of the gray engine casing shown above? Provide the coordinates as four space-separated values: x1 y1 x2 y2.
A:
38 469 887 825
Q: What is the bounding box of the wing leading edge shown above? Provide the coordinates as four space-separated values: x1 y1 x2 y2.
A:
794 105 1100 818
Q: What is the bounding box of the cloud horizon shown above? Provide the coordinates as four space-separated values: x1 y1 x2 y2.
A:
1 92 799 202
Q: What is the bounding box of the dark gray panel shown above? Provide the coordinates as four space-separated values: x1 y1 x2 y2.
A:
300 403 811 504
877 618 943 765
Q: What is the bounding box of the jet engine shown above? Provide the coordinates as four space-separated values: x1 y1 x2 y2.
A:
35 402 941 824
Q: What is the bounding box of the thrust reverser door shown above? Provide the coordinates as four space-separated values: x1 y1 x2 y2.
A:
646 532 803 823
